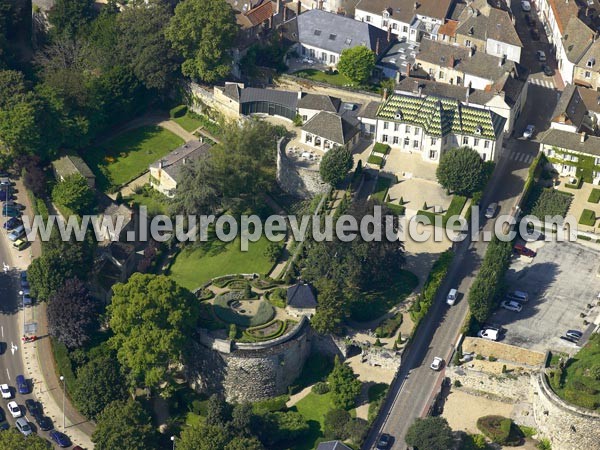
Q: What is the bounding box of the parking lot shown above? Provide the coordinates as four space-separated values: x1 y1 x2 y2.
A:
490 240 600 353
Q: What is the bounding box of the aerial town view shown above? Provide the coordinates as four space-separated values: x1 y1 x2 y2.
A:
1 0 600 449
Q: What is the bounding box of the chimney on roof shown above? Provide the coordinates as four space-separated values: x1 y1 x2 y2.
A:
418 85 423 97
383 88 389 101
469 46 475 57
581 131 587 143
414 2 419 10
298 89 303 100
388 25 392 42
466 87 470 105
407 62 412 76
499 54 506 66
376 37 381 54
297 1 301 15
283 4 288 21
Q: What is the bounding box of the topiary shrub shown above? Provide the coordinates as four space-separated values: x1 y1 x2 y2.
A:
312 381 330 395
477 415 522 446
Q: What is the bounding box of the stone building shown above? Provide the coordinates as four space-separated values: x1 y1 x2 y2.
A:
301 111 361 152
285 283 318 318
51 153 96 188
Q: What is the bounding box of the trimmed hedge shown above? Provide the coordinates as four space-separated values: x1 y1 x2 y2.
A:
579 209 597 226
385 202 405 216
213 292 275 327
368 154 384 167
588 188 600 204
410 250 454 325
373 143 390 155
241 319 288 342
565 176 583 189
170 105 187 118
477 415 522 446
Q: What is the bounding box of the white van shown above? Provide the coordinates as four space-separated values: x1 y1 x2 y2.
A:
447 289 458 306
506 290 529 303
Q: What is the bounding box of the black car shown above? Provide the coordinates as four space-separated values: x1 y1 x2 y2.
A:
530 28 540 40
25 399 41 416
377 433 392 449
3 217 21 230
0 406 5 422
33 413 53 431
524 13 532 25
542 64 554 76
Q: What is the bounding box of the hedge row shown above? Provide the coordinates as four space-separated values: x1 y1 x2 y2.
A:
375 313 403 338
368 154 384 167
477 415 522 446
410 250 454 325
213 293 275 327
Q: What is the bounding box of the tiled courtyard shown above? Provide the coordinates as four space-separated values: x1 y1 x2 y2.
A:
556 180 600 234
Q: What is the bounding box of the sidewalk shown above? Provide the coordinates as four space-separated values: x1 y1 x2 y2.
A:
16 179 95 449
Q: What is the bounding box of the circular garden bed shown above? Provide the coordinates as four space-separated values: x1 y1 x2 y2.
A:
241 319 296 342
213 291 275 327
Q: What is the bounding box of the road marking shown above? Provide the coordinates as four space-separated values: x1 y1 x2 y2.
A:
5 368 9 380
1 326 3 338
10 342 17 355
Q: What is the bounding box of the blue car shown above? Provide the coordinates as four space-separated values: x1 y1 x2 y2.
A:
15 375 28 395
49 430 71 448
3 217 21 230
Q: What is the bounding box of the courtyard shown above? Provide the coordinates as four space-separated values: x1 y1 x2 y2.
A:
554 181 600 234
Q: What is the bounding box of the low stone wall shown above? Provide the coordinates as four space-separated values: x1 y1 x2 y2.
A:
446 366 533 403
361 346 402 370
532 373 600 450
276 137 329 199
462 337 546 367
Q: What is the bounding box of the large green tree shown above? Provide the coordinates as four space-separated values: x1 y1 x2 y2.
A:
52 173 95 215
92 400 159 450
48 0 96 39
166 0 237 82
0 428 51 449
405 416 455 450
178 424 231 450
327 356 361 410
73 352 128 420
108 274 200 392
337 46 376 84
436 146 486 196
319 145 354 187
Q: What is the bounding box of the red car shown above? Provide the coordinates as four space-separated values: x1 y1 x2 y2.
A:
514 243 536 258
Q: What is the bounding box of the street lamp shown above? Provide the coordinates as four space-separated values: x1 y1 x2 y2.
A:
171 436 176 450
59 375 65 432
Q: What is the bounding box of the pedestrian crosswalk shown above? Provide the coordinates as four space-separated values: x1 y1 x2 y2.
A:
505 151 534 163
528 78 555 89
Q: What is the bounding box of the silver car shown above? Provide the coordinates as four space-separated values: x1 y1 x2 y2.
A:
15 417 32 436
485 203 498 219
501 300 523 312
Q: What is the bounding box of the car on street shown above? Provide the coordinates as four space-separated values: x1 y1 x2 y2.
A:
49 430 71 448
485 202 498 219
376 433 392 449
536 50 547 62
501 300 523 312
478 328 500 341
22 294 32 306
521 0 531 11
3 217 21 230
0 384 11 399
15 375 28 395
530 27 540 40
33 413 53 431
566 330 583 341
542 64 554 76
25 399 40 417
513 243 536 258
446 288 458 306
0 178 11 187
430 356 443 371
7 401 21 418
523 124 535 139
15 417 32 437
2 201 24 210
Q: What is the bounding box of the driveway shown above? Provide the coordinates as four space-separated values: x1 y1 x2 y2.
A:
491 240 600 353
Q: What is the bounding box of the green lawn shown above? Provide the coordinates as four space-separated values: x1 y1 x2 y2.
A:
579 209 597 226
85 125 184 192
168 236 273 290
172 112 204 132
372 176 393 203
125 187 169 217
293 69 354 87
588 188 600 204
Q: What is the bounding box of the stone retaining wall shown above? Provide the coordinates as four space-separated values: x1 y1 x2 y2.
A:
276 137 329 198
446 366 533 403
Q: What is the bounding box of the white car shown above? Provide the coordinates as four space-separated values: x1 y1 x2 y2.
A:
478 328 499 341
7 401 21 418
537 50 547 62
501 300 523 312
523 124 535 139
485 203 498 219
430 356 443 371
446 289 458 306
0 384 11 399
521 0 531 11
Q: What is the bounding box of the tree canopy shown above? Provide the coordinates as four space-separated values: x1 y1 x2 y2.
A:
108 273 200 391
405 416 455 450
166 0 237 83
436 146 486 196
319 146 354 187
52 174 95 215
327 356 362 410
337 46 376 85
48 0 96 39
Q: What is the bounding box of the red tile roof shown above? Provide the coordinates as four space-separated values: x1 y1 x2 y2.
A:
245 1 274 26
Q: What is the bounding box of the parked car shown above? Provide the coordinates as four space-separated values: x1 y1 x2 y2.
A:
15 417 32 437
430 356 443 371
0 178 11 187
506 290 529 303
501 300 523 312
25 399 40 417
542 64 554 76
2 206 21 218
524 13 532 25
566 330 583 340
561 335 580 344
0 421 8 431
376 433 392 449
15 375 28 395
536 50 547 62
478 328 499 341
7 401 21 418
485 202 498 219
22 294 32 306
521 0 531 11
49 430 71 448
33 413 53 431
2 201 24 210
20 270 27 281
523 124 535 139
530 28 540 40
8 225 25 241
0 384 11 399
513 243 536 258
446 288 458 306
3 217 21 230
0 407 5 422
13 238 28 251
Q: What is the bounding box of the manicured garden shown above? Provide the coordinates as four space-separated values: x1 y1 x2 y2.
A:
85 125 184 192
213 293 275 327
168 236 274 290
292 69 353 87
125 185 169 216
525 185 573 218
589 188 600 204
579 208 597 226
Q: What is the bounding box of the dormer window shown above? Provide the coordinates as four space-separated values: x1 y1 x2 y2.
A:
314 29 322 36
587 58 596 68
468 27 474 35
475 125 483 135
395 109 403 120
383 10 390 19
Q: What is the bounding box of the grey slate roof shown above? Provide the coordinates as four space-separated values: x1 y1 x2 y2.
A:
150 141 211 181
357 101 382 120
551 84 599 132
287 283 317 309
298 93 342 112
52 154 95 181
222 83 241 102
295 9 391 56
302 111 360 144
487 7 522 47
239 87 299 110
316 441 353 450
539 128 600 156
356 0 453 21
563 17 594 64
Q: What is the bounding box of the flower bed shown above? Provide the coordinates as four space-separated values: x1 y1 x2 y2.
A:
213 292 275 327
240 319 294 342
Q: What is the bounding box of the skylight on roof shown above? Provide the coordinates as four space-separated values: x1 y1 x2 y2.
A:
345 38 352 45
329 34 337 40
314 29 322 36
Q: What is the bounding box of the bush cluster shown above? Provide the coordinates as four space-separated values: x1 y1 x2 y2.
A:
410 250 454 325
